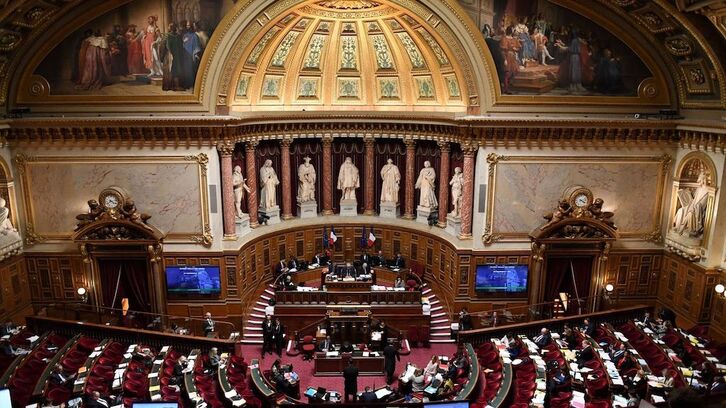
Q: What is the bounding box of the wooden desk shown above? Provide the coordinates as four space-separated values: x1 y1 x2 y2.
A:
324 280 373 292
313 352 385 376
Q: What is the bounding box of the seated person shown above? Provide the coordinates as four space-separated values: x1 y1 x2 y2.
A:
341 263 356 279
0 338 28 356
311 252 326 266
562 327 578 350
171 356 188 386
359 262 372 279
205 347 220 372
424 356 439 379
610 343 626 364
132 345 154 366
394 277 404 289
660 368 675 388
374 250 386 267
318 335 333 352
287 255 300 272
547 368 569 393
360 386 378 402
0 321 16 337
360 251 372 265
617 350 636 371
576 340 595 365
411 368 426 392
84 391 111 408
49 364 75 388
534 328 552 347
275 259 289 276
507 336 524 358
393 253 405 269
340 341 354 353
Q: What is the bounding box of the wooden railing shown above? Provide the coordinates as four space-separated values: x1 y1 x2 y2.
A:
26 316 236 355
276 289 421 305
457 305 651 347
0 332 50 388
32 334 81 398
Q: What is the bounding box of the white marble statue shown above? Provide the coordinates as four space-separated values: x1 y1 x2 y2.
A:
259 159 280 209
380 158 401 203
337 157 360 201
415 160 438 208
673 170 710 237
0 198 15 233
449 167 463 217
233 165 251 218
297 156 317 203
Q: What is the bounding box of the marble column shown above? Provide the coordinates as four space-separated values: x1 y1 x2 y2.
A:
459 141 478 240
363 137 376 215
403 139 416 219
280 138 293 220
437 142 451 228
245 141 260 228
218 141 237 238
321 137 334 215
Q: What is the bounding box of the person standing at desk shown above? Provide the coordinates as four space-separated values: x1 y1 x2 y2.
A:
383 339 400 384
393 253 405 269
262 316 274 356
272 318 286 356
312 252 325 266
343 359 359 402
203 312 216 337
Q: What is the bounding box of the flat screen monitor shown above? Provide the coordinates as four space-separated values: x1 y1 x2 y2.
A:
424 402 469 408
133 404 181 408
475 264 528 294
0 389 10 407
165 265 221 295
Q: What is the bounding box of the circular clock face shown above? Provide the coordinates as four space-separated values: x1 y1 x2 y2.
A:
104 194 120 209
574 194 589 208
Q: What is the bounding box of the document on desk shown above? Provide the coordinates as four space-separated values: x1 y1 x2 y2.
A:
326 351 339 357
225 389 238 398
375 388 392 399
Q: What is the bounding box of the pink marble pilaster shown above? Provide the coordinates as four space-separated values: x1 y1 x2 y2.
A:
403 139 416 219
363 137 376 215
218 142 236 238
459 141 478 240
437 142 451 228
280 138 293 220
321 137 334 215
245 141 260 228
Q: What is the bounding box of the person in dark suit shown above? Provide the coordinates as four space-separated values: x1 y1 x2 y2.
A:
171 356 187 386
360 251 371 265
0 321 16 337
49 364 74 387
393 253 405 268
342 263 356 278
340 341 354 353
659 307 677 328
318 335 332 352
576 341 595 365
378 321 389 346
272 318 285 356
360 386 377 402
203 312 216 337
534 328 552 347
84 391 110 408
343 360 359 403
206 347 220 371
275 259 288 276
374 250 386 267
359 262 371 277
383 339 400 384
581 318 595 337
611 343 626 364
312 253 325 266
262 316 274 356
287 255 299 271
617 351 636 371
642 312 653 329
563 327 577 349
546 368 569 395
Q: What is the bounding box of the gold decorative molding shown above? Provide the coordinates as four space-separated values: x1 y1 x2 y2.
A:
641 225 664 244
191 225 214 248
482 154 671 245
16 154 212 247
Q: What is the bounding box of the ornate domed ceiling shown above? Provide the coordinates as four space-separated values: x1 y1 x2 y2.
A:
227 0 470 112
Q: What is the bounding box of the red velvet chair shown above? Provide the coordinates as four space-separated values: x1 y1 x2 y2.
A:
300 335 316 360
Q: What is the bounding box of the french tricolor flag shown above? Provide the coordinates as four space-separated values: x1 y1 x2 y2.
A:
368 227 376 248
329 228 337 246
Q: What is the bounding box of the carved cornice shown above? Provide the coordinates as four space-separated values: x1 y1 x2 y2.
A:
216 141 235 156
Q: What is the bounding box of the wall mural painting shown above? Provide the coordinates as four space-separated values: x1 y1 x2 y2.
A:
481 0 652 96
35 0 232 96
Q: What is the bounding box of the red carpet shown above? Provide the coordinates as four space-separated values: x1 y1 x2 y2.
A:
238 343 457 395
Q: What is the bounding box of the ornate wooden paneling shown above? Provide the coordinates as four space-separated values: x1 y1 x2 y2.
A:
604 252 662 301
0 255 31 323
25 254 85 305
657 253 718 326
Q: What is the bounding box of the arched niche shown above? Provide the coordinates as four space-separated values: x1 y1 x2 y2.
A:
665 152 718 261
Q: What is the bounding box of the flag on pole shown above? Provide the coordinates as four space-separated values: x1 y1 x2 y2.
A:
329 227 337 246
360 226 367 248
322 226 328 248
368 227 376 248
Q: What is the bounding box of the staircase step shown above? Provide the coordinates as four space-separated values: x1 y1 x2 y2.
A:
241 339 264 344
255 301 267 306
245 326 263 331
431 332 450 337
253 307 265 313
422 288 432 295
432 325 449 331
429 300 440 305
430 306 442 312
431 319 448 324
261 295 271 301
250 313 265 319
244 333 263 338
248 320 262 325
431 339 456 343
431 312 445 318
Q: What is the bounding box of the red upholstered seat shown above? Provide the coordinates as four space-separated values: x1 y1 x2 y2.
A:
300 335 316 360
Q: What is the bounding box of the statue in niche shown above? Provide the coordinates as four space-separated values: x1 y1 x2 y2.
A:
297 157 316 203
259 159 280 209
673 170 710 237
380 158 400 203
449 167 463 217
337 157 359 201
0 198 16 234
233 165 251 217
415 160 437 208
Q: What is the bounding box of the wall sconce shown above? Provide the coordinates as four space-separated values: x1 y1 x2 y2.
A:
77 287 88 303
715 283 725 298
603 283 615 303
